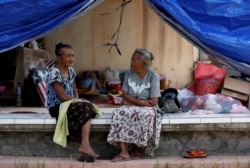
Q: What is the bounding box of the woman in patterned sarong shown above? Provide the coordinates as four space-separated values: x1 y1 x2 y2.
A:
107 48 162 162
46 43 98 162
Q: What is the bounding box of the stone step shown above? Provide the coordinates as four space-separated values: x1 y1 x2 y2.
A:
1 155 250 168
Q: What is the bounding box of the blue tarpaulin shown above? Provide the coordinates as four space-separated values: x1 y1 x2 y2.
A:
0 0 103 53
0 0 250 75
145 0 250 75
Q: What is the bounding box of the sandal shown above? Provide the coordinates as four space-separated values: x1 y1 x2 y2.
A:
77 153 95 162
111 154 131 162
130 146 144 160
130 153 144 160
183 150 207 158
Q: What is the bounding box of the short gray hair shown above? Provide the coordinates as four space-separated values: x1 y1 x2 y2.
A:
134 48 154 68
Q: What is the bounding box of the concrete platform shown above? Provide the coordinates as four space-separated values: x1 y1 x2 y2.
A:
1 107 250 157
1 155 250 168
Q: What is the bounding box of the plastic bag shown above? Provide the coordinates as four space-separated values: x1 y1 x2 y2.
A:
189 61 226 95
103 67 120 82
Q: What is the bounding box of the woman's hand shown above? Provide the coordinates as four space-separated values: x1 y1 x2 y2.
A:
139 99 153 106
122 91 157 107
122 100 133 105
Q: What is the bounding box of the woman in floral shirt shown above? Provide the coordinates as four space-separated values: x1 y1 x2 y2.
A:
107 48 162 162
46 43 98 162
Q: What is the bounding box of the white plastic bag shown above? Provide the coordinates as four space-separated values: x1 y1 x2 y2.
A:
103 67 120 82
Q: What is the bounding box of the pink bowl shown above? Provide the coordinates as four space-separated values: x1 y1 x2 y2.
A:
0 85 7 92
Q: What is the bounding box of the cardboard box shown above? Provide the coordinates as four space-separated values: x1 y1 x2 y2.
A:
223 77 250 94
221 89 248 101
221 77 250 101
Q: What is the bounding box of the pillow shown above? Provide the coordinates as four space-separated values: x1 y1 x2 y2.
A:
44 59 56 69
30 68 48 107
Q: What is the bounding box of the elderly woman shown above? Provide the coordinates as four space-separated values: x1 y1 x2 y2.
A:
107 48 162 162
46 43 98 162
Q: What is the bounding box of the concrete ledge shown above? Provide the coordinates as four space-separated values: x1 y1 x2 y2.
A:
1 107 250 132
1 107 250 156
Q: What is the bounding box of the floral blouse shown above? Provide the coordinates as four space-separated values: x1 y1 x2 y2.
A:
46 66 76 110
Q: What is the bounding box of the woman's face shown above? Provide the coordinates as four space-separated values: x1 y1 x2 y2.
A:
130 52 144 71
57 47 75 67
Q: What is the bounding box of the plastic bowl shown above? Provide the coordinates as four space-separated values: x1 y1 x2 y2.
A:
0 85 7 92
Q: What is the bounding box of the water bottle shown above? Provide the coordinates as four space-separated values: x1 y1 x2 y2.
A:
16 82 22 107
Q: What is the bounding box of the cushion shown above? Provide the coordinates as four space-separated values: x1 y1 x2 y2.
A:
43 59 56 69
30 68 48 107
28 59 55 107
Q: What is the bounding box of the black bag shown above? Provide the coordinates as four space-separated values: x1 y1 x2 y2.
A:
159 88 180 113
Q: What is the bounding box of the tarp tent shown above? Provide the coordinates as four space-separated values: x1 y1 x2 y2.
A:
145 0 250 76
1 0 250 75
0 0 103 52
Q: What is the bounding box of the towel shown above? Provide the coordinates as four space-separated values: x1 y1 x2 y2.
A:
53 99 101 147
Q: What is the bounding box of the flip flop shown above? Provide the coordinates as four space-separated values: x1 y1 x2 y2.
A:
77 153 95 162
111 154 131 162
130 153 144 160
183 150 207 158
183 153 207 158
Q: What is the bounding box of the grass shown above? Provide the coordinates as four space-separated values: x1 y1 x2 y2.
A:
14 160 28 168
14 156 86 168
14 159 46 168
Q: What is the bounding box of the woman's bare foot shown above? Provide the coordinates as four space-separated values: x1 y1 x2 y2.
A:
111 152 130 162
79 145 99 158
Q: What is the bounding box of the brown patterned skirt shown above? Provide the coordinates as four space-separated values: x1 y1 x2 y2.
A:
49 101 97 135
67 101 96 134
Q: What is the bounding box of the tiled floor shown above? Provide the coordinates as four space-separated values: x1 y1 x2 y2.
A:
0 107 49 114
1 107 250 125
